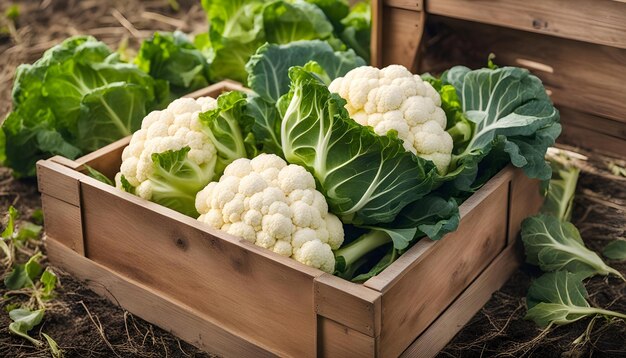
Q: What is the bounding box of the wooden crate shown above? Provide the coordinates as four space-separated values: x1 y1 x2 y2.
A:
38 79 544 357
36 3 552 356
372 0 626 158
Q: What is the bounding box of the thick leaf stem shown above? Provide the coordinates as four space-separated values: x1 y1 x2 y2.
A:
335 230 391 269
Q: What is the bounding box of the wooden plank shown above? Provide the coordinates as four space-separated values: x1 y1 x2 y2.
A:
382 6 425 71
507 169 545 245
185 80 250 98
315 274 381 337
426 0 626 50
317 317 376 357
41 194 84 255
45 237 274 358
371 0 383 67
364 172 511 358
558 108 626 158
422 17 626 125
79 177 322 358
36 159 82 205
400 243 522 358
74 136 130 179
384 0 422 11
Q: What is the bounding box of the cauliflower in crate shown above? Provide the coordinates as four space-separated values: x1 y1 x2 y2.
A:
195 154 344 273
329 64 453 174
116 96 219 217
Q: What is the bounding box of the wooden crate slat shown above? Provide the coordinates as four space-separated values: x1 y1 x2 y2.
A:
559 108 626 158
41 194 84 255
45 237 275 358
317 317 376 357
36 159 82 205
424 17 626 126
508 169 545 245
74 136 130 179
79 177 322 358
400 243 522 358
381 6 424 72
426 0 626 50
364 167 514 289
384 0 422 11
367 178 511 358
314 274 381 337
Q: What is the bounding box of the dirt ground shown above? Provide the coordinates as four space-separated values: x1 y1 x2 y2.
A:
1 1 625 357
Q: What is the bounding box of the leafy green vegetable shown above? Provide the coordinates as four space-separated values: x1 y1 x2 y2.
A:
246 95 283 155
2 36 165 177
8 308 45 347
541 152 580 221
246 40 365 103
281 67 437 225
83 165 113 186
200 0 370 83
39 268 58 299
339 1 371 63
199 91 255 173
334 195 460 280
262 1 333 44
521 215 623 280
603 239 626 261
525 271 626 327
2 205 18 240
5 252 43 290
440 66 561 190
135 31 210 98
146 147 214 217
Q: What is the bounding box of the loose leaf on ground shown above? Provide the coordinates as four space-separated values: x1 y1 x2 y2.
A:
42 333 63 358
2 205 18 239
525 271 626 327
8 308 45 347
603 239 626 261
521 215 623 280
4 252 44 289
40 268 58 298
541 151 580 221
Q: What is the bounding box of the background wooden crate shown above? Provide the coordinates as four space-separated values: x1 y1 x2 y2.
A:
373 0 626 158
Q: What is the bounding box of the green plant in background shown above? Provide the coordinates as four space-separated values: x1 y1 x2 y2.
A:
603 239 626 261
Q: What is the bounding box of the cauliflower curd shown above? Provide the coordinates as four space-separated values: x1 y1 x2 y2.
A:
329 65 453 174
115 97 219 217
195 154 344 273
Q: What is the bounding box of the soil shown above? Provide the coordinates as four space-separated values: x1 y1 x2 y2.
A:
1 1 625 357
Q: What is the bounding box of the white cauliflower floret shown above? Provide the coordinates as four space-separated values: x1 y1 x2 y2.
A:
196 154 344 273
115 97 218 217
329 65 453 174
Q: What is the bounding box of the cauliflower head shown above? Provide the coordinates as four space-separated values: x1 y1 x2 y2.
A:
116 96 218 217
329 65 453 174
195 154 344 273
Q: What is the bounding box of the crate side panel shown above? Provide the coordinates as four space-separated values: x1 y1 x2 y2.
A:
507 169 544 244
400 243 522 358
75 137 130 179
45 237 274 357
377 183 510 358
314 273 381 337
317 317 376 357
36 160 81 205
41 194 84 255
80 182 318 358
382 7 424 71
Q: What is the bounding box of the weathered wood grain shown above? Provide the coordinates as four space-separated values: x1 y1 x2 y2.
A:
317 317 376 357
41 194 84 255
45 237 275 358
427 0 626 50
